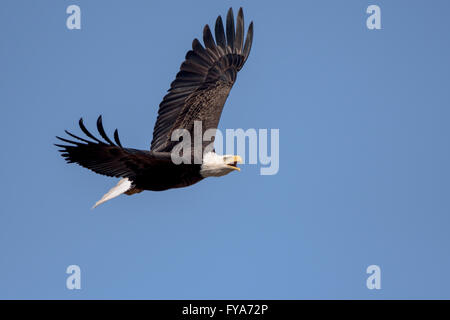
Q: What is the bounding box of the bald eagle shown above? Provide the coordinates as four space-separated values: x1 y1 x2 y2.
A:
55 8 253 208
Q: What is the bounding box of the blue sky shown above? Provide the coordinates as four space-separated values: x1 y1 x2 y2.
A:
1 0 450 299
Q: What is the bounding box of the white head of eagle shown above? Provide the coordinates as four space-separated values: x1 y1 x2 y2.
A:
200 152 242 177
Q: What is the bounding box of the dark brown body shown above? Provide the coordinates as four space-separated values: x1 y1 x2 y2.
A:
132 161 203 191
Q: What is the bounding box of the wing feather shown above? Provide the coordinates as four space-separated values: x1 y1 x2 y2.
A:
226 8 235 52
150 7 254 152
243 21 254 64
56 118 169 179
215 16 226 49
235 8 244 52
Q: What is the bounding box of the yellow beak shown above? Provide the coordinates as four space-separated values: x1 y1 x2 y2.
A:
233 155 243 164
227 155 242 171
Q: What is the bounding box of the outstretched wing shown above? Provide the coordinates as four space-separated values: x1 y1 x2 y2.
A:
150 7 253 152
56 116 170 179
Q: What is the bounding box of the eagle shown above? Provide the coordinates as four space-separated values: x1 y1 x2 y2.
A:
56 8 253 208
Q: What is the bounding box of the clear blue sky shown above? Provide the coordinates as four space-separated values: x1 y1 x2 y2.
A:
1 0 450 299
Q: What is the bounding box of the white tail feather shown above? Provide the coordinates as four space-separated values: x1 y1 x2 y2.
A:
92 178 132 209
